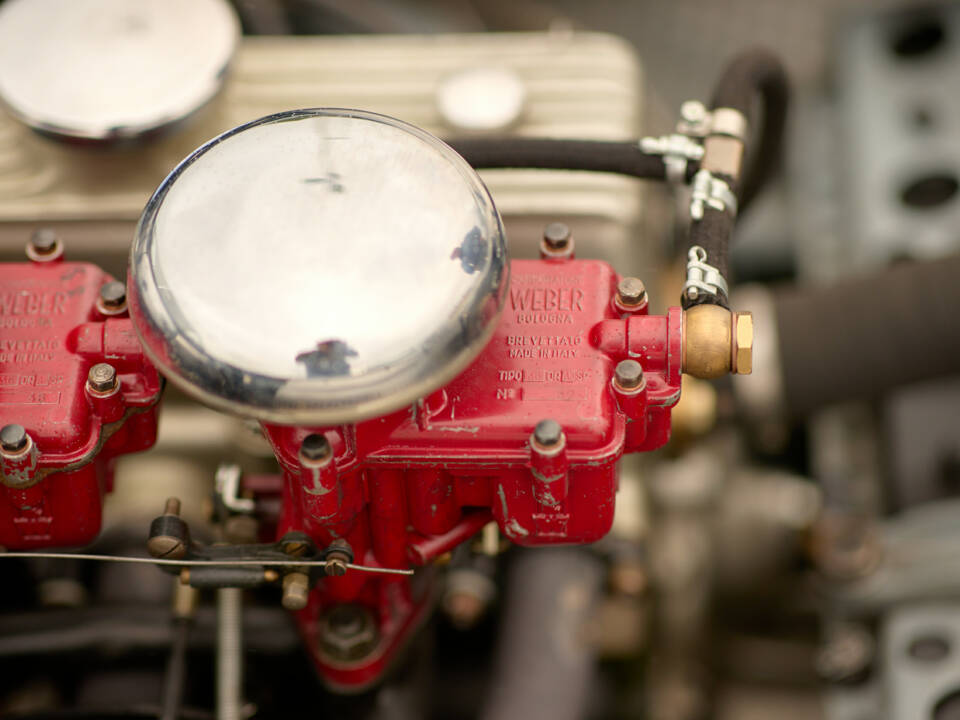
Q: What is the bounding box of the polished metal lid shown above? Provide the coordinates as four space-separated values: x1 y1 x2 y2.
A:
0 0 238 144
129 109 508 425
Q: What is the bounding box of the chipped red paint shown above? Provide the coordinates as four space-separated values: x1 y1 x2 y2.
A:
262 257 683 689
0 261 161 549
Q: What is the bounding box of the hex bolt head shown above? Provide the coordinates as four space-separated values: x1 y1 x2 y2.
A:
300 433 331 462
732 312 753 375
533 419 563 448
542 222 571 250
99 281 127 309
319 604 379 661
29 228 59 255
617 277 647 307
282 572 310 611
0 424 28 453
87 363 118 393
614 359 645 390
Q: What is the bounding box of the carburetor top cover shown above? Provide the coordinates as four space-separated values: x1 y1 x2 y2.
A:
128 108 509 424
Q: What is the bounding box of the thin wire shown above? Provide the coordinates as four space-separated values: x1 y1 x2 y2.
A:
0 551 413 576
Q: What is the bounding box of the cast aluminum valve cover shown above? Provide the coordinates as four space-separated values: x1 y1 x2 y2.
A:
128 109 508 424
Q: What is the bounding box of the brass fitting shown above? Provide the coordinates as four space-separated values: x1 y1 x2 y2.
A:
682 304 753 379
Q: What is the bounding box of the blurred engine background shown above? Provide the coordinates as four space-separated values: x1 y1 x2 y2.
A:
1 1 960 719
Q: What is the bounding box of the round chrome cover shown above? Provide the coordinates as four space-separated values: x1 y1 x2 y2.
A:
0 0 238 143
129 109 508 425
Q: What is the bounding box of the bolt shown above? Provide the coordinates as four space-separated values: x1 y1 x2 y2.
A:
29 228 59 256
87 363 118 393
319 604 379 661
533 419 563 448
0 424 28 453
614 359 644 390
617 277 647 307
98 281 126 309
542 222 571 250
282 572 310 611
300 433 331 463
164 497 181 516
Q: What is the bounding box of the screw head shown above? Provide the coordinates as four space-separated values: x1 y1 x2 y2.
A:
614 359 644 390
146 534 188 560
300 433 331 462
87 363 118 393
542 222 571 249
99 281 126 309
29 228 59 254
617 277 647 307
533 419 563 447
0 424 28 453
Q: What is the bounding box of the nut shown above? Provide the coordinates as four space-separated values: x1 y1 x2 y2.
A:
0 424 28 453
614 359 644 390
732 311 753 375
87 363 118 393
532 419 563 448
616 277 647 307
318 604 379 661
98 281 127 310
542 222 571 249
27 228 63 261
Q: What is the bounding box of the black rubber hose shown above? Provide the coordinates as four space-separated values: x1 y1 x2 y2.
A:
684 49 789 309
686 207 736 307
446 137 685 181
709 47 789 209
775 254 960 417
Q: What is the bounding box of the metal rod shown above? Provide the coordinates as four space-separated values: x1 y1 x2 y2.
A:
0 551 412 575
160 617 190 720
217 588 243 720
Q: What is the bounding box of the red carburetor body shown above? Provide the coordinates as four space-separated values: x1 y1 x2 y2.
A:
0 252 161 549
262 256 682 689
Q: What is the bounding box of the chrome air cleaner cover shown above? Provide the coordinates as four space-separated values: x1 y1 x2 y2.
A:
128 109 508 424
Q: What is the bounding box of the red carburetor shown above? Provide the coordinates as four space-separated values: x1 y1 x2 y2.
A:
0 235 161 549
4 109 749 691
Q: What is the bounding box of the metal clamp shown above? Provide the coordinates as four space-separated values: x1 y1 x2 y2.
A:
683 245 729 301
676 100 747 140
689 169 737 221
639 133 705 183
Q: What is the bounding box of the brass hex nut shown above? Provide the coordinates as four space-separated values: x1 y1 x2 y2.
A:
732 312 753 375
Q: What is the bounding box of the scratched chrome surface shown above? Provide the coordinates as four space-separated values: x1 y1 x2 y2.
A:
129 109 507 425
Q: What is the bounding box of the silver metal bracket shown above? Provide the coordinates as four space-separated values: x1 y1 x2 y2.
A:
639 133 705 183
683 245 729 301
215 463 255 515
689 169 737 221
